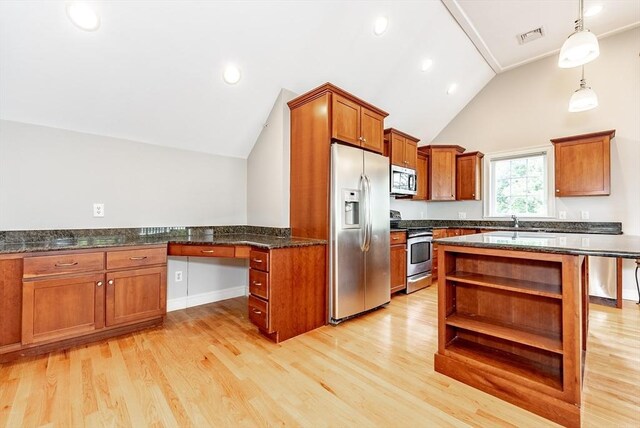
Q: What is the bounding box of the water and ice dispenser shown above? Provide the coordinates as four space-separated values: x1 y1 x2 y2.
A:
342 189 360 229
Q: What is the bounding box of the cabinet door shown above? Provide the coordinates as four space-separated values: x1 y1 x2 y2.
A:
456 155 477 200
390 244 407 294
331 94 361 146
360 107 385 154
22 273 104 344
413 154 428 200
404 139 417 170
390 134 406 167
430 149 456 200
555 137 610 196
105 267 166 327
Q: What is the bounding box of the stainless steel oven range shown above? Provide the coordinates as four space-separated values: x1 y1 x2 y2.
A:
406 228 432 293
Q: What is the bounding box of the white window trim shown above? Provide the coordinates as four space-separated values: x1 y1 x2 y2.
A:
483 145 556 219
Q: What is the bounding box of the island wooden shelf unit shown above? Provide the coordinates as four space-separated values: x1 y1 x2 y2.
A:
434 245 588 428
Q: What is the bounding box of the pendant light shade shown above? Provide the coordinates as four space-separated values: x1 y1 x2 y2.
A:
568 71 598 112
558 0 599 68
558 30 599 68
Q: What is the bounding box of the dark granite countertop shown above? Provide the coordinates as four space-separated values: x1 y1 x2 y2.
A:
435 231 640 259
0 226 325 254
395 220 622 235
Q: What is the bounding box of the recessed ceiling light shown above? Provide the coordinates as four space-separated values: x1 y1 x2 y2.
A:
223 65 241 85
66 1 100 31
447 83 458 95
373 16 389 36
421 59 433 72
584 4 603 17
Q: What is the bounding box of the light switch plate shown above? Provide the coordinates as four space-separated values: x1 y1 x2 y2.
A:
458 212 466 219
93 203 104 217
581 211 589 220
175 271 183 282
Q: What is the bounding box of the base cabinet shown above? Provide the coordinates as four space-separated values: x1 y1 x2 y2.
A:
22 273 104 345
390 231 407 294
248 245 326 343
106 267 166 327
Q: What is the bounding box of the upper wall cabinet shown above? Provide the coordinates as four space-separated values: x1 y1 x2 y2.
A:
419 145 465 201
413 152 428 201
551 129 615 197
331 93 386 154
456 151 484 201
384 128 419 170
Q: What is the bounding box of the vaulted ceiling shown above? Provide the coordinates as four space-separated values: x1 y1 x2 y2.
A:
1 1 638 159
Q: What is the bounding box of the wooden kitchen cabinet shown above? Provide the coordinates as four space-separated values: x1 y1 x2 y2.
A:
419 145 465 201
22 273 104 344
384 128 419 170
0 258 23 352
105 266 166 327
413 152 428 200
390 231 407 294
551 129 615 197
332 92 386 154
247 244 326 343
456 151 484 201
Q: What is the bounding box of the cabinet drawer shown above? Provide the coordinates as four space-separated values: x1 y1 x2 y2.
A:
390 231 407 245
249 269 269 300
24 252 104 278
106 247 167 270
249 249 270 272
248 295 270 332
174 245 236 258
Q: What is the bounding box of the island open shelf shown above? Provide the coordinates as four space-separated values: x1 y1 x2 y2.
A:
435 245 588 428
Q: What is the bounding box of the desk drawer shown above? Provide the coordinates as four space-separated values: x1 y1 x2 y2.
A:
24 252 104 278
175 245 236 258
249 249 270 272
248 295 270 332
249 269 269 300
106 247 167 270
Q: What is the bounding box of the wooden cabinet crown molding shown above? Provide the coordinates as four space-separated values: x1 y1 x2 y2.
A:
287 82 389 118
550 129 615 144
384 128 420 143
418 145 466 155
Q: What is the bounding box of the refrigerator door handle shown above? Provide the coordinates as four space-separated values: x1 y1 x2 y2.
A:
359 174 367 252
364 174 373 252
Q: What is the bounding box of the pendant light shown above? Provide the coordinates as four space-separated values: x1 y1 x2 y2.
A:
568 66 598 112
558 0 599 68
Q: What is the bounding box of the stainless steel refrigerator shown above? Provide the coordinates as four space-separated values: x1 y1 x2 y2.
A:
330 143 390 323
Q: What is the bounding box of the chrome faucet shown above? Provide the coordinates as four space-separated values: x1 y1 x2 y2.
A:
511 214 519 228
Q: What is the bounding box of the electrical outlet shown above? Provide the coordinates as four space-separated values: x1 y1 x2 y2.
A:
175 271 183 282
93 203 104 217
581 211 590 220
558 211 567 220
458 212 466 220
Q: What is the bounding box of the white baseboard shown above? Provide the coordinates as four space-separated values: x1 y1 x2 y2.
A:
167 285 249 312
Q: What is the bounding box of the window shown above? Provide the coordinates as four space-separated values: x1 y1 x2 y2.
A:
484 147 554 218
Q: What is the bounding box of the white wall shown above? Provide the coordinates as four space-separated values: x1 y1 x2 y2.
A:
246 89 296 227
425 28 640 299
0 120 247 230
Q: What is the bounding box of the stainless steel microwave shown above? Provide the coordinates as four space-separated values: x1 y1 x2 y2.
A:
390 165 417 195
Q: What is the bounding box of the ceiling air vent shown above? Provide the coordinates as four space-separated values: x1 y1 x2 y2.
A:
517 27 545 45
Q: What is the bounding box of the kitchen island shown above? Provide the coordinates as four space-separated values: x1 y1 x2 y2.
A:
433 232 640 428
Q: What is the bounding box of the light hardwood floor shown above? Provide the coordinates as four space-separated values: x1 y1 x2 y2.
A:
1 285 639 427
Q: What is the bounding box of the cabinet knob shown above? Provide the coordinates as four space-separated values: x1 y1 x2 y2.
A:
472 193 475 197
362 138 367 143
96 281 103 287
556 189 560 193
108 280 114 285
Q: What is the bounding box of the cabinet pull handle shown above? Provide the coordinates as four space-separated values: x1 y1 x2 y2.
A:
392 237 399 240
252 308 262 315
97 281 103 287
252 258 263 263
108 280 114 285
201 250 215 253
129 256 147 260
55 262 78 267
253 281 262 286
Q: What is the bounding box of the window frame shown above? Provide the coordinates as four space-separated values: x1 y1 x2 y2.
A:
483 145 556 219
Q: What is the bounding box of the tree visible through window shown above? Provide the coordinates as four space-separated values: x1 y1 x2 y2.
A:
490 153 548 216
